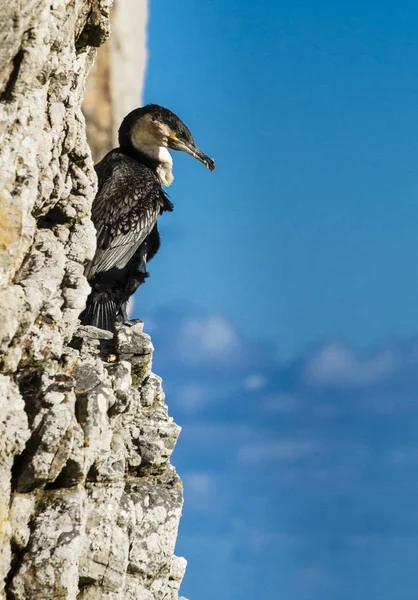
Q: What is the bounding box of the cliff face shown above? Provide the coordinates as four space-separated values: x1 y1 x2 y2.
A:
83 0 149 162
0 2 186 598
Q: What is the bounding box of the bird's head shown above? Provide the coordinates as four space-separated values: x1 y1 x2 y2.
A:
119 104 215 172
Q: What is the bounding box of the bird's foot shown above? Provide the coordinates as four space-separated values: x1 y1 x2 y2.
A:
122 318 143 327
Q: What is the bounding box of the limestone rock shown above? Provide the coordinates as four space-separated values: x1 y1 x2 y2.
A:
3 323 187 600
0 2 188 598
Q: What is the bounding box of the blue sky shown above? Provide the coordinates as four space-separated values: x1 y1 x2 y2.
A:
144 311 418 600
133 1 418 598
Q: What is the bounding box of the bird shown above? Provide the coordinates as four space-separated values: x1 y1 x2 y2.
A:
79 104 215 331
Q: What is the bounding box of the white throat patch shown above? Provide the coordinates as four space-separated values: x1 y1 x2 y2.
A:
155 146 174 186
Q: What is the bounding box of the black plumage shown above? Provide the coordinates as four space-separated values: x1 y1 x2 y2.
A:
80 104 214 331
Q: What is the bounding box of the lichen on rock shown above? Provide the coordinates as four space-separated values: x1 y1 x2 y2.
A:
0 2 187 598
7 324 186 599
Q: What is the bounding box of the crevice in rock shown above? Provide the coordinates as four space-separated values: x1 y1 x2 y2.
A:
9 369 46 492
10 450 27 497
4 500 39 600
4 541 22 600
44 458 82 490
15 369 44 427
75 1 109 50
37 205 73 228
0 48 24 102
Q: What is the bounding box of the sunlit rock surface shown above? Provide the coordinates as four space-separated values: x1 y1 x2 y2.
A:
0 2 187 598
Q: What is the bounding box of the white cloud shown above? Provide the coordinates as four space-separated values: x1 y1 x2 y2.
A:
185 422 255 443
183 472 213 501
248 530 307 551
182 472 226 514
176 382 211 411
243 374 267 391
181 315 238 356
262 393 302 414
238 440 321 465
303 341 399 387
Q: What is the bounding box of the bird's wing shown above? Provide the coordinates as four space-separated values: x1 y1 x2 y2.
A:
86 154 162 279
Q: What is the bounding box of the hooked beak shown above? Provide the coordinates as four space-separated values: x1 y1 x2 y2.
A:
168 137 215 171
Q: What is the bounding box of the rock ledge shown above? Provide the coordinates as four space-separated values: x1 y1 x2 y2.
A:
7 323 186 600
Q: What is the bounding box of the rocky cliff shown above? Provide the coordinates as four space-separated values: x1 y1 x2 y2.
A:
0 2 186 598
83 0 149 162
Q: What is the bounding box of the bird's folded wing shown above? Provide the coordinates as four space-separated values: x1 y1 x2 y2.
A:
86 160 161 279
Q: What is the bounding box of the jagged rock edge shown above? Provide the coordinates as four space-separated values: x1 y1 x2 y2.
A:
0 2 187 598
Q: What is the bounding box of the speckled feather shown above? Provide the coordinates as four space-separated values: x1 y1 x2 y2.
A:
85 149 169 279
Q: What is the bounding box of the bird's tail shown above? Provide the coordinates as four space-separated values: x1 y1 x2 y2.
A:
79 293 117 332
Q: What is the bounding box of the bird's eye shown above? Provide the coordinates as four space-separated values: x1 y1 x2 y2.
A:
177 132 185 140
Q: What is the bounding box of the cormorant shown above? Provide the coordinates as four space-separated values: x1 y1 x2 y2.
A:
79 104 215 331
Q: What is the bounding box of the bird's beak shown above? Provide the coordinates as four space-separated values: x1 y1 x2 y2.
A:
168 137 215 171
